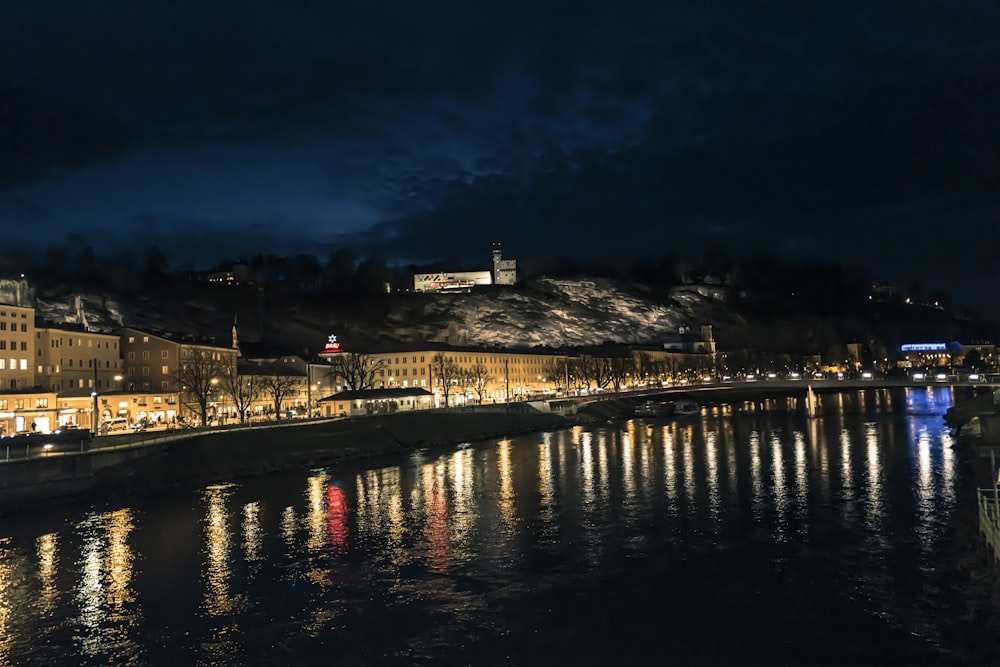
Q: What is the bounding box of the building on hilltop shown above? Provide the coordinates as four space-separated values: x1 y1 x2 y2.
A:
412 244 518 292
492 242 517 286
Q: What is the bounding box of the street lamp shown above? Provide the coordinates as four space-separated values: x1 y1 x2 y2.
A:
308 383 318 418
210 377 222 425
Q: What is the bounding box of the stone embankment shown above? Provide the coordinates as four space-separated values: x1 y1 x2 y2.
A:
0 407 574 513
939 390 1000 662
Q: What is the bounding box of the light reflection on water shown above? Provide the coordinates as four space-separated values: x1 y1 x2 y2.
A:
0 388 972 665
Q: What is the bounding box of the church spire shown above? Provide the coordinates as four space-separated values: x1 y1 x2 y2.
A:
232 313 241 357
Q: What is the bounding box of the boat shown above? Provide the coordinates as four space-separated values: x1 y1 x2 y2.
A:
634 400 671 417
672 399 701 417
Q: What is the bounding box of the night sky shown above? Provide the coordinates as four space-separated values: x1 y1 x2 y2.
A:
2 1 998 299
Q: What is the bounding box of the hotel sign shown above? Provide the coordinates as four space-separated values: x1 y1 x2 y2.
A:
900 343 947 352
320 334 343 355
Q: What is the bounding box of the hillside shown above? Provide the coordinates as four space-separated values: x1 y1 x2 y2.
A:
26 276 743 352
21 273 983 360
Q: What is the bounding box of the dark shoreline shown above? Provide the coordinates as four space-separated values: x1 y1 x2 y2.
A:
938 396 1000 664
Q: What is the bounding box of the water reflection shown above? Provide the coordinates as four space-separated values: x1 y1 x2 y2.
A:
0 538 11 665
771 432 788 541
242 502 262 568
0 388 970 665
750 431 763 520
73 508 140 663
705 430 720 522
202 485 236 617
36 533 57 616
498 439 516 530
793 432 808 536
662 427 677 515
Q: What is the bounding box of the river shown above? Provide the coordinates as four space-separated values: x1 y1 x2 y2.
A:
0 387 976 665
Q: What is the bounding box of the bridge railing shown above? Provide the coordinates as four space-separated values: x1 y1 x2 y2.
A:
978 488 1000 562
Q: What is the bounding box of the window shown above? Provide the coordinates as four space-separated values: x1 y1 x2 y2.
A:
128 351 135 360
37 365 42 373
14 399 23 410
161 381 170 390
161 365 169 374
0 360 5 369
142 382 149 391
143 336 149 343
35 398 48 408
21 359 28 370
142 351 150 360
161 350 168 360
128 336 135 343
0 322 5 331
128 368 135 376
0 342 5 351
0 400 6 410
69 359 74 367
142 366 149 376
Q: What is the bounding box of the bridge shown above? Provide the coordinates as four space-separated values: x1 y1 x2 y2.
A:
543 376 999 415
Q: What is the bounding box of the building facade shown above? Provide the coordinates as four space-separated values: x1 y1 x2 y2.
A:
0 390 58 435
120 327 239 422
0 303 35 391
345 346 568 407
35 327 123 392
318 387 433 417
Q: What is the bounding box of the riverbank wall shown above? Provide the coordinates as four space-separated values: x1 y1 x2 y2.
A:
0 407 573 512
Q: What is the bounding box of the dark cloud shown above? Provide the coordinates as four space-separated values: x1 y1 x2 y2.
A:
1 0 999 300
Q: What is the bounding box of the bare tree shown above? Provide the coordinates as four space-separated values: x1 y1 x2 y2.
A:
221 370 264 423
261 373 302 418
176 348 234 426
578 355 612 392
607 354 635 393
431 353 461 407
567 357 588 390
540 358 568 391
326 353 385 391
466 361 492 404
635 353 657 386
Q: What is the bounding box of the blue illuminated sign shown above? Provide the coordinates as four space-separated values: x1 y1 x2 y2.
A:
900 343 947 352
